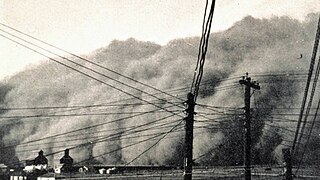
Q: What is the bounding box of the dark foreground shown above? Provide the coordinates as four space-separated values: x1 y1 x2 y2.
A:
6 166 320 179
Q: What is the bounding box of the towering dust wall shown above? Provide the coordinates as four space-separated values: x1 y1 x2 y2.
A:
0 14 320 166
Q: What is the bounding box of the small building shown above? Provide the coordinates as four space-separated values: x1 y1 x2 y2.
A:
34 151 48 166
23 150 48 174
60 149 73 173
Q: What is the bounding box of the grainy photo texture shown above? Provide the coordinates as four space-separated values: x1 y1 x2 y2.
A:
1 0 320 179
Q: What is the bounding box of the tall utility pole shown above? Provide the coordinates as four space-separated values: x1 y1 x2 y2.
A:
282 148 293 180
239 73 260 180
184 93 196 180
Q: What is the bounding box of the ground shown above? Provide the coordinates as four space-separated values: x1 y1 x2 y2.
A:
32 166 320 179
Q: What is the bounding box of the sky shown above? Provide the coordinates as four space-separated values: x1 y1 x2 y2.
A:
0 0 319 80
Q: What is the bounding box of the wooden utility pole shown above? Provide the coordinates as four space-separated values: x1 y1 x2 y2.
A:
184 93 195 180
282 148 293 180
239 73 260 180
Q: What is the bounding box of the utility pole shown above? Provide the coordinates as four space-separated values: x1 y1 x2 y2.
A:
239 73 260 180
282 148 293 180
184 93 195 180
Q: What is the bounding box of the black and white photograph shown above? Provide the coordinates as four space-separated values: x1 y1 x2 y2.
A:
1 0 320 179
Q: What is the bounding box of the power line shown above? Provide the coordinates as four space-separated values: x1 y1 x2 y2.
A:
296 51 320 155
196 106 238 115
193 145 221 162
264 122 318 139
250 72 308 77
15 116 183 148
0 100 182 111
73 132 169 165
0 33 186 138
0 27 248 128
194 125 240 130
268 113 320 116
15 128 185 153
2 104 180 149
194 114 236 121
0 23 187 103
196 111 239 116
0 30 185 116
10 111 179 150
57 113 181 145
191 0 216 102
7 114 184 166
197 104 241 109
15 119 184 152
0 107 181 127
292 14 320 152
266 117 312 124
190 0 209 92
183 1 217 178
57 116 181 140
253 107 320 110
125 119 184 165
16 129 182 153
0 110 181 120
0 95 179 120
9 133 166 166
295 94 320 173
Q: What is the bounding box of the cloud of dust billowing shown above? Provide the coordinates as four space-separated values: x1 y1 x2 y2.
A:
0 13 320 166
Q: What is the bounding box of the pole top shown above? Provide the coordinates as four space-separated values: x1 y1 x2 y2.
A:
187 93 195 101
239 74 260 90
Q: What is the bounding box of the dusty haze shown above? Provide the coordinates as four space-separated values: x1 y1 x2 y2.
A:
0 14 320 166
